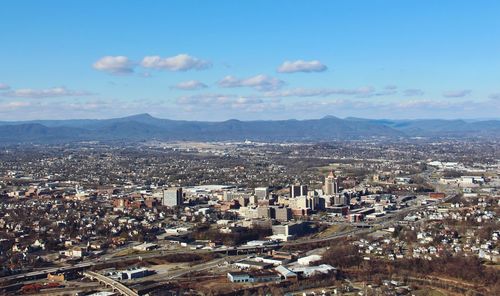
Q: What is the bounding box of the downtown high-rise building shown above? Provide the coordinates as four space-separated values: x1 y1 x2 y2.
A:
162 187 183 207
324 171 339 195
290 184 308 198
254 187 269 199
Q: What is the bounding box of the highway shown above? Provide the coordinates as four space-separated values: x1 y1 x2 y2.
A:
0 262 93 284
135 255 247 283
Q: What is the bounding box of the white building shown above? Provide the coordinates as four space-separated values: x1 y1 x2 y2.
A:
254 187 269 199
290 264 336 277
297 254 322 265
162 187 183 207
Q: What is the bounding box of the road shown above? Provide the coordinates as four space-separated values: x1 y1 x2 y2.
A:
152 255 245 281
83 270 138 296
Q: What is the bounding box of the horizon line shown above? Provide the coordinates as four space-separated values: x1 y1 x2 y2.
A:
0 113 499 123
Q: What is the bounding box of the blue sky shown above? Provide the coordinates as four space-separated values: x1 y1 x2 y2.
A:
0 0 499 121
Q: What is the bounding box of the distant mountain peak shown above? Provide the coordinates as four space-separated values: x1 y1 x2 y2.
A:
224 119 242 123
321 115 339 120
126 113 155 120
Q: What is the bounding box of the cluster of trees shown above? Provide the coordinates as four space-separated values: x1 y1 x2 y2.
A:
394 255 498 286
349 255 499 292
156 253 217 263
191 225 272 246
320 239 499 293
442 170 464 178
391 225 418 243
321 242 363 269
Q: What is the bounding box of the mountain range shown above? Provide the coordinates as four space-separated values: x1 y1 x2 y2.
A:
0 114 499 143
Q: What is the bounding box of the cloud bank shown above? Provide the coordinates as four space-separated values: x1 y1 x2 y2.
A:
172 80 208 90
1 87 93 98
277 60 327 73
93 56 134 74
141 54 211 71
218 75 285 91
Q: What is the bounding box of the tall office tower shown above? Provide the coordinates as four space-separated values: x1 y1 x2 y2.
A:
162 187 183 207
275 207 292 222
223 191 236 201
324 171 339 195
254 187 269 199
257 206 271 219
290 184 308 198
248 195 258 205
333 194 349 206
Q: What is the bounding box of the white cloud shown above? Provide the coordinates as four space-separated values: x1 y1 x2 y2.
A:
93 56 134 74
277 60 327 73
292 98 475 114
141 54 211 71
218 74 285 91
0 101 32 111
177 93 240 105
2 87 93 98
396 99 455 109
489 93 500 100
404 89 425 96
443 89 471 98
0 83 10 90
176 86 377 103
172 80 208 90
262 86 375 97
172 92 500 119
370 90 397 97
59 100 114 111
176 93 282 112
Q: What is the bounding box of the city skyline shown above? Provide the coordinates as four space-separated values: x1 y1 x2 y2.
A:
1 0 499 121
1 2 498 294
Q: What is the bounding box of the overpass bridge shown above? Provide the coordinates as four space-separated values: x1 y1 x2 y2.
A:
0 262 93 284
83 271 138 296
